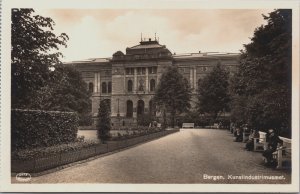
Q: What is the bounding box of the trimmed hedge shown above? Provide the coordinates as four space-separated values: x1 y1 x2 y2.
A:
11 109 79 150
12 140 98 160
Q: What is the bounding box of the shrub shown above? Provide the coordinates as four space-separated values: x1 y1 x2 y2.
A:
216 117 231 129
137 113 152 126
11 109 79 151
76 135 85 142
12 140 98 160
97 99 111 142
177 112 211 127
78 112 93 126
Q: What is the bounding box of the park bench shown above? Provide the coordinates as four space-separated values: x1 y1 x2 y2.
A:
213 123 219 129
253 131 267 151
272 137 291 169
242 132 251 142
182 123 194 128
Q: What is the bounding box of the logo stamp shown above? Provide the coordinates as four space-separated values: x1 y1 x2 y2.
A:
16 173 31 182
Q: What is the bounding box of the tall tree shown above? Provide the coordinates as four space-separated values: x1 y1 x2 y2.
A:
31 65 92 125
197 63 230 121
11 9 68 108
97 99 111 142
230 10 291 136
154 66 191 127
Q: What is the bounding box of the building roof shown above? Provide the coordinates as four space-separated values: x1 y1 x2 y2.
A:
122 39 172 58
64 57 111 65
173 52 240 60
129 43 164 50
63 40 240 64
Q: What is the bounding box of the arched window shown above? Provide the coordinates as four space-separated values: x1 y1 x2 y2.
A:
126 100 133 117
128 80 133 92
150 79 156 91
102 82 107 93
108 82 112 93
88 82 94 93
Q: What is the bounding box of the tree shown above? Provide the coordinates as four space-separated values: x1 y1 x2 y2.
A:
230 10 291 137
11 9 68 108
31 65 92 125
197 63 230 122
97 99 111 142
154 66 191 127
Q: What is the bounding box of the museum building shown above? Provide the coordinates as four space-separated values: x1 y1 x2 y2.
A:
65 38 240 126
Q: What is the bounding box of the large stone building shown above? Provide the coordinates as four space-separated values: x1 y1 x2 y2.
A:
66 38 240 126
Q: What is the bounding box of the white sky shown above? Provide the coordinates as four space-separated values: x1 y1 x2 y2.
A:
36 9 272 62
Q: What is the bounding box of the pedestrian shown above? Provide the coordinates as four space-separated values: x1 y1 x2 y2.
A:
262 129 283 167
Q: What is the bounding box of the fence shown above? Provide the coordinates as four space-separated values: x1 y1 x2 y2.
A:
12 129 179 173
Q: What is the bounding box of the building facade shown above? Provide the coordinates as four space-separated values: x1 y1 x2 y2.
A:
66 38 240 126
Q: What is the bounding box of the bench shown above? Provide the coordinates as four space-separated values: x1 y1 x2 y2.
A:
213 123 219 129
182 123 194 128
253 131 267 151
242 132 251 142
272 137 291 169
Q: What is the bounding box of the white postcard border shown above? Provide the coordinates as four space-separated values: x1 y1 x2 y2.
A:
1 0 299 192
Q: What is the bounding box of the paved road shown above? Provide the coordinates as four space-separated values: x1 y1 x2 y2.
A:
26 129 291 183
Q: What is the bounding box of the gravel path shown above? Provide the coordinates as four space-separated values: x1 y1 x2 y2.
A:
24 129 291 183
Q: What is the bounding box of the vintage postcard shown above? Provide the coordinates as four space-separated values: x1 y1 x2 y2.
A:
0 0 299 192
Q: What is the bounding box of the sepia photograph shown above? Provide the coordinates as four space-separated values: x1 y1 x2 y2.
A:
1 0 299 192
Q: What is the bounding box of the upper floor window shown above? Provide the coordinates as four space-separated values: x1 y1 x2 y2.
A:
128 80 133 92
148 66 157 74
108 82 112 93
126 68 134 75
102 82 107 93
88 82 94 93
150 79 156 92
138 79 144 91
137 67 146 75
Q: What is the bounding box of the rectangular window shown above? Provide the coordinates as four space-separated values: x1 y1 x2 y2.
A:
126 68 134 75
137 67 146 75
148 67 157 74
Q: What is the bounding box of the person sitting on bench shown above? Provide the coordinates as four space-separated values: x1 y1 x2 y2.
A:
262 129 283 167
234 128 243 142
245 129 259 151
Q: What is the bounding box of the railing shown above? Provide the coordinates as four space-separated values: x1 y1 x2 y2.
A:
12 129 179 173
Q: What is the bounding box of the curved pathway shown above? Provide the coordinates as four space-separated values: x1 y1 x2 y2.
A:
23 129 291 183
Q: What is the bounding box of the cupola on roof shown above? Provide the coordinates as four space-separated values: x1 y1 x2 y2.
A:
125 37 172 56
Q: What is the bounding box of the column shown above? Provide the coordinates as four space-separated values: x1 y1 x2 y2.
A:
134 68 137 93
145 67 149 92
94 72 97 93
190 68 193 89
124 69 126 92
193 67 197 89
97 72 101 93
